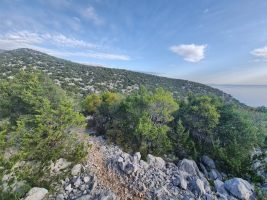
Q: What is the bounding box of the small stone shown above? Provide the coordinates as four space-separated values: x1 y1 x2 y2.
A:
51 158 71 174
74 177 82 188
215 179 228 196
65 184 72 192
117 157 124 163
79 184 86 191
71 164 82 176
83 176 90 183
209 169 221 180
190 179 206 197
172 175 188 190
133 152 141 163
56 194 65 200
147 154 165 169
25 187 48 200
140 160 149 169
178 159 201 176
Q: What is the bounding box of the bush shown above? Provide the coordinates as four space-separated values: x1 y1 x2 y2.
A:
214 104 264 175
90 87 179 156
85 87 266 179
178 95 220 145
0 71 88 197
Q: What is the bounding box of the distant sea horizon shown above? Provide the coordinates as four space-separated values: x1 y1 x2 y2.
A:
209 84 267 107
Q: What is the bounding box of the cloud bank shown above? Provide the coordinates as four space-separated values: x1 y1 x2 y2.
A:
170 44 207 63
0 31 130 61
251 46 267 60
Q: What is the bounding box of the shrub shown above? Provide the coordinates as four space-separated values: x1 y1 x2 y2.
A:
0 71 88 197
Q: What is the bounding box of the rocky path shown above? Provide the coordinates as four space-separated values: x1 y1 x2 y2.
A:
86 137 144 200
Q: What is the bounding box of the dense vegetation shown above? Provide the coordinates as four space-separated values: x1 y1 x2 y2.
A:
0 71 88 199
0 48 242 106
83 87 266 178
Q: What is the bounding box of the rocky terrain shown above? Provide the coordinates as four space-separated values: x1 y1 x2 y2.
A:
19 134 259 200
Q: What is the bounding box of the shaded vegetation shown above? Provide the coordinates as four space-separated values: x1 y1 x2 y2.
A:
0 71 88 199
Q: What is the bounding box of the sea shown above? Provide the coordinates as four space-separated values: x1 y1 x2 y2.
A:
210 85 267 107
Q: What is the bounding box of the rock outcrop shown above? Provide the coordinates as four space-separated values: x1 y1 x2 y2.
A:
45 136 256 200
224 178 255 200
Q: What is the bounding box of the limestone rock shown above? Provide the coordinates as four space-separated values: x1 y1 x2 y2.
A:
74 177 82 188
50 158 71 174
215 179 228 196
190 178 206 197
65 184 72 192
83 176 90 183
209 169 222 180
25 187 48 200
178 159 201 176
147 154 165 169
224 178 254 200
71 164 82 176
172 175 188 190
133 152 141 163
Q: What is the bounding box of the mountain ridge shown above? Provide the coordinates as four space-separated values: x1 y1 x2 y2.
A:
0 48 244 107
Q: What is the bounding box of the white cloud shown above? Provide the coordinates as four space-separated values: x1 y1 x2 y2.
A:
170 44 207 62
43 33 98 49
251 46 267 59
0 31 98 49
81 6 104 25
0 31 130 61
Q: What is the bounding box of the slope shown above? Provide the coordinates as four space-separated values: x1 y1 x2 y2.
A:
0 48 242 106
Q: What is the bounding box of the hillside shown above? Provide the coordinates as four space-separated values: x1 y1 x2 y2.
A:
0 48 243 106
1 54 266 200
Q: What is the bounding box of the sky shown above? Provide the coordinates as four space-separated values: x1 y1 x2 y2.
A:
1 0 267 85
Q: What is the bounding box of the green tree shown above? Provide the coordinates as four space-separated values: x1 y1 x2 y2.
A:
215 104 264 174
179 95 220 145
0 71 88 198
97 87 179 156
169 119 196 159
83 94 102 114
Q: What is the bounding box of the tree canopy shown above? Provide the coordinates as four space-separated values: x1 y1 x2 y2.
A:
0 71 88 199
85 87 266 176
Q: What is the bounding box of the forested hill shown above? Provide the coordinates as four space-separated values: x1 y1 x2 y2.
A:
0 48 242 106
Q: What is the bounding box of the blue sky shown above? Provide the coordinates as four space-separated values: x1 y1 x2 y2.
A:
1 0 267 84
